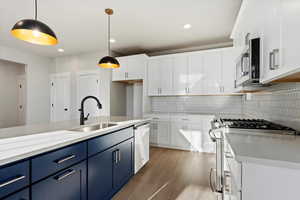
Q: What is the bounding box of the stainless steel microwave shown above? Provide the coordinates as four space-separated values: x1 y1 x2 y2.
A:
235 37 260 87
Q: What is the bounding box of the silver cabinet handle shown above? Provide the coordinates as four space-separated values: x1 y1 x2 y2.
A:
209 168 216 192
114 150 118 164
55 169 76 181
0 175 26 188
269 51 275 70
225 152 233 159
224 171 231 193
182 118 189 121
273 49 280 69
55 155 76 164
118 150 121 162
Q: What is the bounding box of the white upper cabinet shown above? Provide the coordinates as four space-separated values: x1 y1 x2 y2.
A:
147 48 237 96
147 57 173 96
112 54 147 81
281 0 300 72
148 59 161 96
160 58 173 95
173 55 189 95
188 53 203 95
261 0 282 82
202 50 222 94
222 48 239 93
232 0 300 83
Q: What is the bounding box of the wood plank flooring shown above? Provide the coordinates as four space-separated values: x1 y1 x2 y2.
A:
113 147 216 200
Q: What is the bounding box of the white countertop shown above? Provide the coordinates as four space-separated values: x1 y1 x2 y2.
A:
0 116 150 166
225 129 300 169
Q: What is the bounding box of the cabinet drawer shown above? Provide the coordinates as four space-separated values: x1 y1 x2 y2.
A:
3 188 29 200
88 127 134 156
32 142 87 182
0 161 29 199
32 161 86 200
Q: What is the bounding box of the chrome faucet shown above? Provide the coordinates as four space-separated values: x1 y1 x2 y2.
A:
79 96 102 125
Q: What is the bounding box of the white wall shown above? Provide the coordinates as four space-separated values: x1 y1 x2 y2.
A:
53 51 126 118
0 60 25 128
0 45 53 125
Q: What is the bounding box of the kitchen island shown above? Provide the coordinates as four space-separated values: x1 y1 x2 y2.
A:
0 116 150 200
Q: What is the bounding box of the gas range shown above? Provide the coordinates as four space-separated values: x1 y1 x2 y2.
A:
213 118 298 135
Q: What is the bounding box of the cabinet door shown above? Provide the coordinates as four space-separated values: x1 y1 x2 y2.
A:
188 53 203 94
281 0 300 72
188 123 204 152
147 59 160 96
261 0 282 82
32 161 86 200
222 48 238 93
173 56 188 95
88 148 114 200
160 58 173 96
171 121 191 150
150 122 159 144
112 57 127 81
3 188 29 200
113 139 134 190
127 55 145 80
202 50 222 94
157 121 170 146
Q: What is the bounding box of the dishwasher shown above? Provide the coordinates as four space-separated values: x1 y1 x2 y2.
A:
134 122 150 173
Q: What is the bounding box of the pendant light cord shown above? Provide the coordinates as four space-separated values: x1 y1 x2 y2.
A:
108 14 110 56
34 0 37 20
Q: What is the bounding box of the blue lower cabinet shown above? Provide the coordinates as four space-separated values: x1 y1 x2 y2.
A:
113 138 134 190
32 161 87 200
0 161 29 199
3 188 29 200
88 148 114 200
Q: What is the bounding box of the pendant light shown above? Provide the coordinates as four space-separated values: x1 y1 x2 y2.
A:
11 0 58 45
98 8 120 68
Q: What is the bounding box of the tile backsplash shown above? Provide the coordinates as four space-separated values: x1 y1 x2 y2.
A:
151 95 243 114
243 83 300 130
150 83 300 130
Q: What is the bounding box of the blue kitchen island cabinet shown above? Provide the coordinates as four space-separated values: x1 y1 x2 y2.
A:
88 137 134 200
113 138 134 191
32 161 87 200
3 188 29 200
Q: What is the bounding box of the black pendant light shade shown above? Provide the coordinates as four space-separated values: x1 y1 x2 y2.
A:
98 8 120 69
98 56 120 68
11 0 58 46
11 19 58 45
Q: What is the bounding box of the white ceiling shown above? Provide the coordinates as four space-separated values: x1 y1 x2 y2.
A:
0 0 241 57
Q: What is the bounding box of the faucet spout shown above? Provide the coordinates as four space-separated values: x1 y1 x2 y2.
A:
79 96 102 125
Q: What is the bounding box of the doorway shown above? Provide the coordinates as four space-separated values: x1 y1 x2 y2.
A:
0 59 26 128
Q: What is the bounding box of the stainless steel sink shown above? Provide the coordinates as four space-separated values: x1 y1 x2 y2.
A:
70 123 118 133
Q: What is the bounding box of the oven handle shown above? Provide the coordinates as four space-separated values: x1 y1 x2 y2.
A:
209 168 216 192
209 129 217 142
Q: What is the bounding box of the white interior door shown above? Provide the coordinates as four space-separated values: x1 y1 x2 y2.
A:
77 71 101 118
17 75 26 125
50 73 71 122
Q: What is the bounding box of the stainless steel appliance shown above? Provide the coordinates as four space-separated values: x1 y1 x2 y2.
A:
235 37 260 87
209 118 297 200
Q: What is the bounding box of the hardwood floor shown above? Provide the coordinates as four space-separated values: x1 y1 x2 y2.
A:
113 147 216 200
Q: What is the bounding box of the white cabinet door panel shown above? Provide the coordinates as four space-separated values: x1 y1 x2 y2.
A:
127 56 145 80
188 53 203 94
171 122 191 150
173 56 188 95
148 59 160 96
160 58 173 96
222 48 238 93
157 121 170 146
202 50 222 94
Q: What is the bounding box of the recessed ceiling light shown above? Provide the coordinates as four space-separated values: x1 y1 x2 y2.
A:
58 48 64 52
110 38 116 43
183 24 192 29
